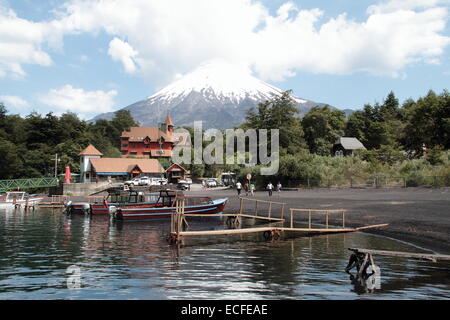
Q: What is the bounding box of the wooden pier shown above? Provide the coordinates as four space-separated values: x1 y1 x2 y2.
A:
167 197 388 244
348 248 450 263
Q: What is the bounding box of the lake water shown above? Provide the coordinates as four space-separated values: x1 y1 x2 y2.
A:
0 207 449 300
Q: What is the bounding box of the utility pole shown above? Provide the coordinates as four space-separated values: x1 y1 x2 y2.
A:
54 154 60 178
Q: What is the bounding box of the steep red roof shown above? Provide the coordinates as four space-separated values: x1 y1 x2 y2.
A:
79 144 103 156
121 127 173 142
165 113 174 126
166 163 188 172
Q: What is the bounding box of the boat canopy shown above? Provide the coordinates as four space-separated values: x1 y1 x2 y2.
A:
6 192 26 201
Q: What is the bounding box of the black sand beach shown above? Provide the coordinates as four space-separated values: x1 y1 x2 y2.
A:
187 187 450 254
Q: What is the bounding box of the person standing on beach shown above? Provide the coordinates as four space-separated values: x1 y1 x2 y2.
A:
267 182 273 196
236 181 242 196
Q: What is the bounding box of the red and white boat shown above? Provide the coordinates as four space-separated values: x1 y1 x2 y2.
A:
110 190 228 221
63 189 159 215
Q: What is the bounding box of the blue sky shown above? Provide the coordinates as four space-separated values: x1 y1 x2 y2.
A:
1 0 449 119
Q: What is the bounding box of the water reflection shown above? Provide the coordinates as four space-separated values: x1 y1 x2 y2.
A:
0 207 449 299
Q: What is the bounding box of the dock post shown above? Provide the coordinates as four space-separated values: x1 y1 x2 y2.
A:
342 211 345 228
308 210 311 229
168 198 185 245
268 202 272 218
290 209 293 228
239 197 244 215
326 211 329 229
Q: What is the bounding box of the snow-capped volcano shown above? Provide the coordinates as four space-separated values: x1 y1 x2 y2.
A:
92 59 326 129
149 59 307 105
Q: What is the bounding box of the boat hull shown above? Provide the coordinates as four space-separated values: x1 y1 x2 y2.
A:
0 197 43 208
113 198 228 221
65 203 91 214
90 202 157 215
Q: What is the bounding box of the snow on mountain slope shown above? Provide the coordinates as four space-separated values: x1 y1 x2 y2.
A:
92 59 327 129
149 59 307 104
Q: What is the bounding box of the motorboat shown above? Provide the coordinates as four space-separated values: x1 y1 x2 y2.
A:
0 191 43 208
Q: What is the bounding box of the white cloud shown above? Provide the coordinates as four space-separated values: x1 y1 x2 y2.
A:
108 37 138 73
368 0 450 14
0 0 449 82
38 84 117 119
0 8 52 78
0 95 30 109
53 0 450 82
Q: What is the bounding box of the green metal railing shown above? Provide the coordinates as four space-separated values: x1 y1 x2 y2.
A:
0 177 59 192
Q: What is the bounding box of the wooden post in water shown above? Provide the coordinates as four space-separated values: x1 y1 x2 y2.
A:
290 209 294 228
342 210 345 228
308 210 311 229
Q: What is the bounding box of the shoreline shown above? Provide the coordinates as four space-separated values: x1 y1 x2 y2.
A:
45 186 450 254
187 187 450 255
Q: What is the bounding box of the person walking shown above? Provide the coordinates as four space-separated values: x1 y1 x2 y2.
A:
244 182 249 196
267 182 273 197
250 183 255 196
277 182 282 196
236 181 242 196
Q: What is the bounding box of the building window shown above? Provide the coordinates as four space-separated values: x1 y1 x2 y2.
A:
122 144 128 148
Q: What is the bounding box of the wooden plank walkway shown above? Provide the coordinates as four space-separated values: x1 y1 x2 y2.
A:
182 212 285 222
178 224 388 237
349 248 450 262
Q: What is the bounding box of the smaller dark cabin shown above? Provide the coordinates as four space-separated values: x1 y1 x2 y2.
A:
165 163 188 184
331 137 366 156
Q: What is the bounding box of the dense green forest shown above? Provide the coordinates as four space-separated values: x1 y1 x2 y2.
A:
0 106 136 179
1 89 449 187
181 90 450 187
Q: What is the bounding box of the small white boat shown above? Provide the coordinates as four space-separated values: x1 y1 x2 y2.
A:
0 191 44 208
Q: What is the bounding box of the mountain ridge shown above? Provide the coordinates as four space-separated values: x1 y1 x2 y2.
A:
91 59 352 128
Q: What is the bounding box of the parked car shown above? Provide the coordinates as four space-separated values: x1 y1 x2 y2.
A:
138 176 151 186
124 178 140 186
212 178 225 187
205 179 217 188
157 178 168 185
178 178 192 185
